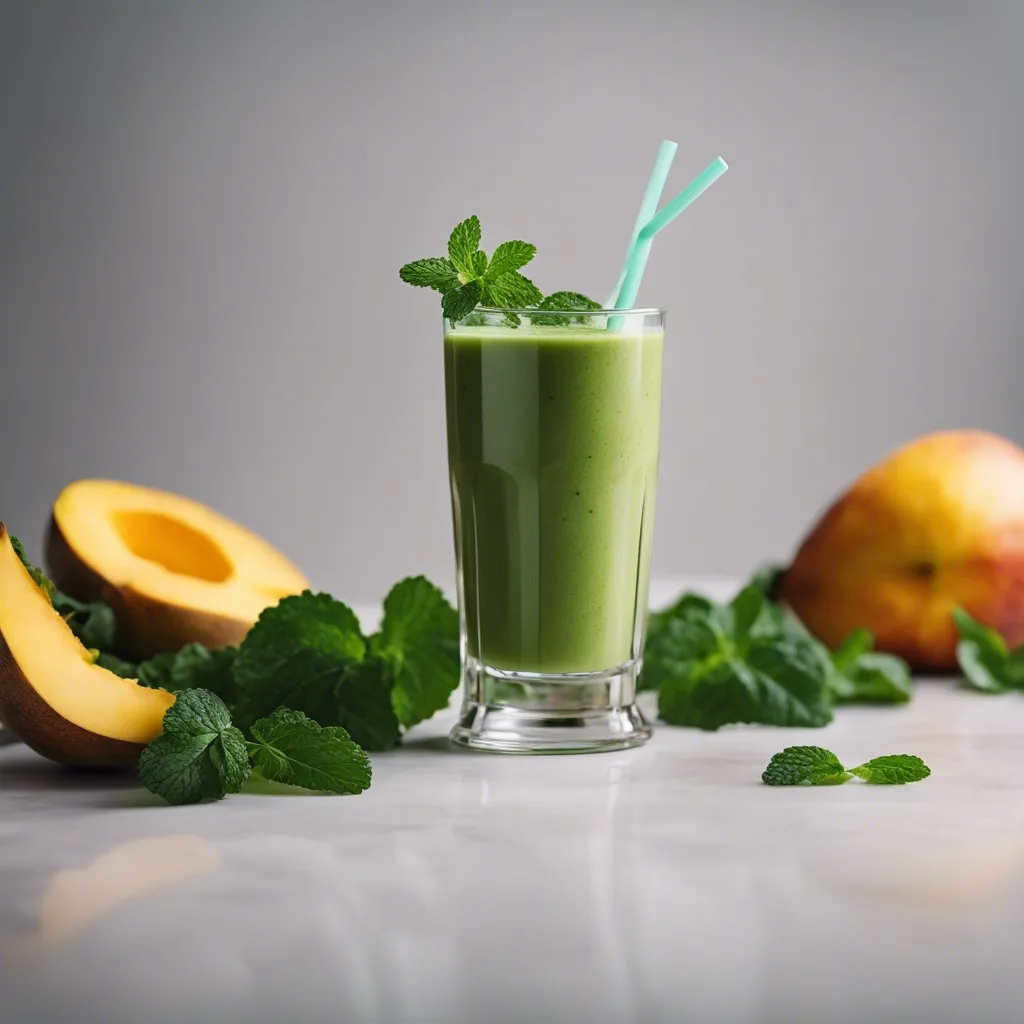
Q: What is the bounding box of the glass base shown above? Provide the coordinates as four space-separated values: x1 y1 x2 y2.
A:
449 656 652 754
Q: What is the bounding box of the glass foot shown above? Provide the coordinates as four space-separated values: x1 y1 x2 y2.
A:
449 656 652 754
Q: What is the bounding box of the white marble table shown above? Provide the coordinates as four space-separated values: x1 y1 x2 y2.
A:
2 580 1024 1024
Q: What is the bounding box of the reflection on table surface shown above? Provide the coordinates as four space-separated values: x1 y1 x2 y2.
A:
2 680 1024 1023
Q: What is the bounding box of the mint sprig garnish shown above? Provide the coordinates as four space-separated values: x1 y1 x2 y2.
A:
400 216 596 323
951 607 1024 692
762 746 930 786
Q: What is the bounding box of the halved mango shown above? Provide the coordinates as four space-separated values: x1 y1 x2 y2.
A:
46 480 309 659
0 523 174 765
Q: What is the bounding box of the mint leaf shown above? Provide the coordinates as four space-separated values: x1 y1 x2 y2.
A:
95 651 138 678
371 576 459 729
650 588 833 730
442 280 482 322
639 592 717 692
233 591 365 724
137 643 238 706
832 628 874 672
11 534 55 599
52 592 118 652
952 607 1006 650
849 754 930 785
471 250 488 277
448 216 481 276
208 725 252 790
335 660 402 751
953 607 1009 692
138 689 250 805
483 271 543 309
399 257 459 292
232 591 400 751
485 240 536 280
138 733 226 805
833 652 913 704
162 687 234 736
742 634 834 727
1006 647 1024 687
11 533 126 658
531 291 602 326
762 746 850 786
248 709 372 795
537 291 600 311
730 584 765 641
957 640 1007 693
828 630 913 704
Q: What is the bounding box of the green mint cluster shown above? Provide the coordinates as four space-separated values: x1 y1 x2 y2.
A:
641 576 914 732
14 538 458 805
762 746 930 786
399 216 599 324
953 607 1024 692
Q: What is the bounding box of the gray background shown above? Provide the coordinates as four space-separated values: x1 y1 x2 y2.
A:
2 0 1022 602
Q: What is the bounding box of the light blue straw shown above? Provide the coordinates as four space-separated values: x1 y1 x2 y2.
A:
604 139 678 308
612 156 729 313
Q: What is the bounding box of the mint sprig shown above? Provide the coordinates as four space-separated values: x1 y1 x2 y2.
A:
642 568 915 727
138 689 251 805
762 746 930 786
643 585 834 731
139 692 373 805
400 216 596 323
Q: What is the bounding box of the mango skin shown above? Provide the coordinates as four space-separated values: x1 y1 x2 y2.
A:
780 430 1024 672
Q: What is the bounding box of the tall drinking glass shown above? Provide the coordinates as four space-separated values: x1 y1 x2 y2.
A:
445 306 665 752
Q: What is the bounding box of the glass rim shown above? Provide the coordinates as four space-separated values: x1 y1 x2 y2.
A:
460 305 666 317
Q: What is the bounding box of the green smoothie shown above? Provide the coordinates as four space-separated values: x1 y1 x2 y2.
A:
444 321 663 675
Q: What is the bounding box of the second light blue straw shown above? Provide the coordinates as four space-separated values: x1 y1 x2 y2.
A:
613 155 729 311
604 139 678 308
